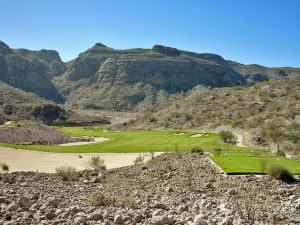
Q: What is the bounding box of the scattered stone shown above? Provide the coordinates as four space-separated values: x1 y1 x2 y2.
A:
194 214 208 225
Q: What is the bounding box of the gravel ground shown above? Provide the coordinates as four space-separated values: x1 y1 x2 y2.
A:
0 153 299 225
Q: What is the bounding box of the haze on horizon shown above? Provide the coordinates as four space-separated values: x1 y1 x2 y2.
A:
1 0 300 67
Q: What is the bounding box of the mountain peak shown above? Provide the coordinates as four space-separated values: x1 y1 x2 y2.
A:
152 45 180 56
94 42 108 48
0 40 13 55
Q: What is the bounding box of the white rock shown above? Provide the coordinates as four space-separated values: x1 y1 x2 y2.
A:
194 214 208 225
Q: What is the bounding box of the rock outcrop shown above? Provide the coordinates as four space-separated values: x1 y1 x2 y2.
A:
0 41 64 102
57 43 247 111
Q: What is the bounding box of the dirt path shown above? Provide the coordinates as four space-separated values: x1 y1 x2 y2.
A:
0 147 143 173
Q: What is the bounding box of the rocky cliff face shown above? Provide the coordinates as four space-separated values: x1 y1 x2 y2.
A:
13 48 66 77
0 82 68 124
57 44 246 111
0 41 64 102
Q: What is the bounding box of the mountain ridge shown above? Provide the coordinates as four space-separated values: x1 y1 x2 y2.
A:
1 40 300 112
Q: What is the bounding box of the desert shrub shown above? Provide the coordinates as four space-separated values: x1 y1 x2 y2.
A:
149 116 158 123
262 119 285 143
1 163 9 172
89 156 106 171
259 159 268 173
268 164 296 183
231 118 243 128
184 113 193 121
55 166 77 181
288 130 300 144
246 116 264 128
213 147 222 156
88 192 136 208
282 143 300 155
218 130 235 143
190 147 204 154
134 153 145 165
275 148 286 157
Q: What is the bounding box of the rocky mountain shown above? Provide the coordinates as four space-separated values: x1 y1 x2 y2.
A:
0 41 64 102
55 43 247 111
228 60 300 83
0 82 68 124
2 40 300 112
13 48 66 77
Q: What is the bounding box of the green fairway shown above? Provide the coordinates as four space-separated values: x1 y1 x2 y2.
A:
211 155 300 174
1 125 299 174
0 126 252 153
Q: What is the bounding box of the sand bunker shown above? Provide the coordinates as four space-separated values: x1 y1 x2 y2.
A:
59 137 110 146
190 134 204 138
0 147 145 173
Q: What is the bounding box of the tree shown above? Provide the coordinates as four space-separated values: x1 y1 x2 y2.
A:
218 130 235 143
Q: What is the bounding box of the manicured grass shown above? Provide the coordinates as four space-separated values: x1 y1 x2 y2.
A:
1 125 299 174
211 155 300 174
0 126 253 153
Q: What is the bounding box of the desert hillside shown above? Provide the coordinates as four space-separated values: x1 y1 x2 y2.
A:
129 79 300 154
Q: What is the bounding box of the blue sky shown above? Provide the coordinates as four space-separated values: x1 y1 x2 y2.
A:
1 0 300 67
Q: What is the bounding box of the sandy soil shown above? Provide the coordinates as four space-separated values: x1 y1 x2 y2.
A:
0 147 144 173
190 134 204 138
236 134 246 147
59 137 110 146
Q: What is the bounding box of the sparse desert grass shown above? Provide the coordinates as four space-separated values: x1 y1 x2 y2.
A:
55 166 78 181
88 192 136 208
88 156 106 171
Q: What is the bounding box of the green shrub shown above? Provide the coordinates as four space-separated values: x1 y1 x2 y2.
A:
190 147 204 154
89 156 106 171
268 164 296 183
1 163 9 172
55 166 78 181
213 148 222 156
275 149 286 157
218 130 235 143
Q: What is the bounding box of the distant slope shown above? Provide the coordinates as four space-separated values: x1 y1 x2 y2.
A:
55 43 246 111
128 79 300 153
0 41 64 102
228 60 300 83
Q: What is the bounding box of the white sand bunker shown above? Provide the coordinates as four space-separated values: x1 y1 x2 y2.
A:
59 137 110 146
190 134 204 138
173 133 185 136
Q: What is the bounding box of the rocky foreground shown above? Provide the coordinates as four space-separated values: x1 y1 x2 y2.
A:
0 153 299 225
